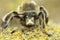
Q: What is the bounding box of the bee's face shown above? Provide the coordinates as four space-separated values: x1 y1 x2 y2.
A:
20 12 37 27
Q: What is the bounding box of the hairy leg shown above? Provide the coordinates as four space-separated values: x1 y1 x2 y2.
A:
1 11 18 29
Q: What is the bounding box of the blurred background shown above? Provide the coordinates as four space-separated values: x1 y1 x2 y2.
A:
0 0 60 27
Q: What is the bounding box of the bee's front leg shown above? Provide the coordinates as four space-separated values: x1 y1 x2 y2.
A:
38 6 52 36
1 11 18 29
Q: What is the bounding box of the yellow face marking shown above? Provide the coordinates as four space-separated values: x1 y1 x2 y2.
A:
26 17 34 25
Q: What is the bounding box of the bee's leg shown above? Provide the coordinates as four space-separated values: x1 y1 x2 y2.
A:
38 12 45 29
1 11 18 29
38 7 51 36
39 12 51 36
40 6 49 24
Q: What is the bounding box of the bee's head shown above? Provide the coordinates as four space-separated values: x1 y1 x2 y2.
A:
20 12 38 28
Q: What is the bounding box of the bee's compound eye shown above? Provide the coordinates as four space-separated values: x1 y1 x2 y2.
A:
31 12 36 16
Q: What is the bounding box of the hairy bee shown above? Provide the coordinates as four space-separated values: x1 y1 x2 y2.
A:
1 1 49 35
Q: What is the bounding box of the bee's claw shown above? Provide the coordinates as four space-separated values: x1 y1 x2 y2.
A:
1 22 7 29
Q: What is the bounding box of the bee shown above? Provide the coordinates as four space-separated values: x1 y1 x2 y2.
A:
1 1 49 35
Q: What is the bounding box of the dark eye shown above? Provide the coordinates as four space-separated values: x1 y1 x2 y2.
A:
31 12 36 16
